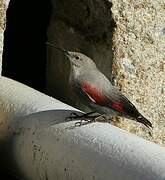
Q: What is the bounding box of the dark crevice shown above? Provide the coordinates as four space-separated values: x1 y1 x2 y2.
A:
53 0 114 45
2 0 52 92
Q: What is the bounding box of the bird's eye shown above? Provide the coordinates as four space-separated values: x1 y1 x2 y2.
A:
75 56 80 60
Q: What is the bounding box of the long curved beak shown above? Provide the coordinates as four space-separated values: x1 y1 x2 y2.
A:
46 42 69 55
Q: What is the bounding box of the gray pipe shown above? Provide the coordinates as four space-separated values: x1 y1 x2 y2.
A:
0 77 165 180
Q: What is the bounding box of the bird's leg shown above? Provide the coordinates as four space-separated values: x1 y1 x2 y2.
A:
66 112 113 126
68 111 99 127
68 111 96 120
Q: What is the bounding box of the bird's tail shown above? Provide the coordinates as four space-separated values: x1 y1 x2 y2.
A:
136 114 152 129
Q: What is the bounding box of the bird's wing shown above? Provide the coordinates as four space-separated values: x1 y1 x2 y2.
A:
81 81 139 117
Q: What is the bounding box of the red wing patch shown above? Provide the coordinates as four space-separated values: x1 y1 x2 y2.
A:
82 82 125 113
111 103 124 112
82 82 106 104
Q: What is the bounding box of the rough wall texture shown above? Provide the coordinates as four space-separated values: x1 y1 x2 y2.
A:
111 0 165 145
0 0 7 74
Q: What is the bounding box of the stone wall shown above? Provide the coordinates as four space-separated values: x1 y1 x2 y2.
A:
0 0 8 74
111 0 165 145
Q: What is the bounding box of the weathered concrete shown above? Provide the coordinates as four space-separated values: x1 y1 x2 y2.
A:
111 0 165 145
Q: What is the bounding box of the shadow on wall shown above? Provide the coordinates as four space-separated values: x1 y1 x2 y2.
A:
2 0 52 92
46 0 115 111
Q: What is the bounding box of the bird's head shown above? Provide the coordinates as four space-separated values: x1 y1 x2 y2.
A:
65 51 96 69
46 42 96 70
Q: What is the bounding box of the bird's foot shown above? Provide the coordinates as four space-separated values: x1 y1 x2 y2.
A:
74 115 99 126
66 111 99 126
66 111 96 120
66 112 113 126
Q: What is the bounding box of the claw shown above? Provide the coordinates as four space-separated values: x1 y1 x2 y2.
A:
74 118 95 127
75 121 83 127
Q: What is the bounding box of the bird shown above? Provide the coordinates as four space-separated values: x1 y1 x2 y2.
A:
47 42 152 129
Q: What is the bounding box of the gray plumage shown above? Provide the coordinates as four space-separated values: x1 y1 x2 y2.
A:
67 51 152 129
47 42 152 129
